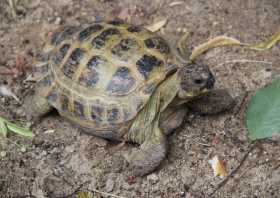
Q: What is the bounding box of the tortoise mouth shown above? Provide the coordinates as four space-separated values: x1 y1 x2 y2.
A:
185 88 209 97
178 86 212 99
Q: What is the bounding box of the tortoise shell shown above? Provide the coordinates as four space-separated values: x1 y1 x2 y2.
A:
35 20 173 130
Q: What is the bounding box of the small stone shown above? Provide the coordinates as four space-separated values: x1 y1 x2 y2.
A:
0 151 7 157
179 191 185 197
41 150 47 156
105 178 115 192
20 146 27 153
147 173 159 184
54 17 62 25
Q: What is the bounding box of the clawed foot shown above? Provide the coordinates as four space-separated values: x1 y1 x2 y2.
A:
124 142 166 176
188 89 235 115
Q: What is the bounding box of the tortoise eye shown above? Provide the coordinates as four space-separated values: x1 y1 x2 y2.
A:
194 79 203 84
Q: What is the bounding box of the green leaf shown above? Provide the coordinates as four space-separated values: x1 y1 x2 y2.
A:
0 116 34 138
6 122 34 138
77 192 93 198
246 78 280 140
0 120 8 138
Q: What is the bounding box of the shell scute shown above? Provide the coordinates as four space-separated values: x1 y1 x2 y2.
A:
78 67 99 87
87 55 106 69
107 107 120 122
78 24 103 41
91 28 121 49
111 38 140 61
73 100 86 119
60 94 70 113
52 43 70 65
144 37 170 54
62 48 85 79
136 54 164 79
91 104 104 123
106 67 136 95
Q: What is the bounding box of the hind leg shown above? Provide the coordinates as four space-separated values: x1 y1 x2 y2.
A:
24 94 53 121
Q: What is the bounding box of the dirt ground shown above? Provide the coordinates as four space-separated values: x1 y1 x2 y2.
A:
0 0 280 197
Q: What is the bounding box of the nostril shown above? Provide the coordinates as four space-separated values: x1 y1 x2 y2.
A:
194 79 203 84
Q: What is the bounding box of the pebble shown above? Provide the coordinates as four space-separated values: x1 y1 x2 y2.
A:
105 178 115 192
147 173 159 184
54 17 62 25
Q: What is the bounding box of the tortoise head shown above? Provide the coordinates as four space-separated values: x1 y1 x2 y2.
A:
177 62 215 99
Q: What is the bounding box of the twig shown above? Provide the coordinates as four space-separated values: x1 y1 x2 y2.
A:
7 0 17 18
208 142 257 197
89 189 126 198
215 59 272 68
238 159 280 179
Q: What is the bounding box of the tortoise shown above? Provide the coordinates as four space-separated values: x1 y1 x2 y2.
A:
25 20 234 176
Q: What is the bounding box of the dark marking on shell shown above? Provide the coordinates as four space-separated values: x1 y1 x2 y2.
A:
144 37 170 54
78 69 99 87
127 25 142 33
51 26 79 45
62 48 85 79
73 100 85 119
60 94 69 112
87 56 106 69
91 28 120 49
78 56 107 87
52 44 70 65
107 67 136 95
78 24 103 41
111 39 139 58
91 105 103 123
136 55 163 79
108 19 125 26
107 108 119 122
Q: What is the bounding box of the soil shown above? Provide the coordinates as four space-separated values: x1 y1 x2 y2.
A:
0 0 279 198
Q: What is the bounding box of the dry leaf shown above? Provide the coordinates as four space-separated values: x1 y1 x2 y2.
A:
208 155 228 178
190 29 280 60
190 36 246 61
145 18 168 32
250 29 280 50
44 129 55 134
169 1 184 7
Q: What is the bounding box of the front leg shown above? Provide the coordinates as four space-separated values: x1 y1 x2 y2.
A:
125 122 167 176
187 89 235 115
160 107 189 135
